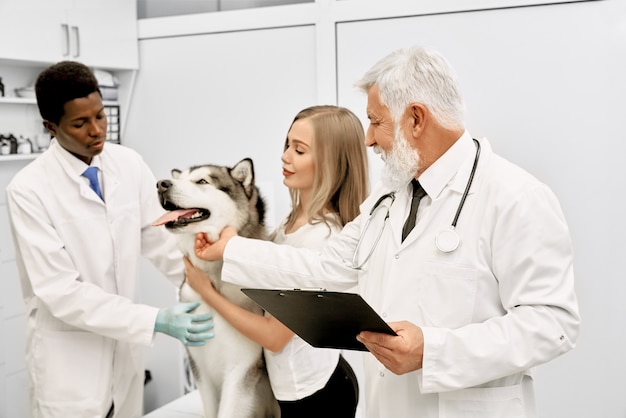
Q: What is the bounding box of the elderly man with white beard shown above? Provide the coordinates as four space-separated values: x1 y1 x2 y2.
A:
189 45 581 418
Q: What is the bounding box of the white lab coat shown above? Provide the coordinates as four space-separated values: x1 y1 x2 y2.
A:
221 133 581 417
6 140 184 418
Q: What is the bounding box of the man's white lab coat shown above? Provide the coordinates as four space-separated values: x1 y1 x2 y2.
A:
7 140 183 418
221 134 580 417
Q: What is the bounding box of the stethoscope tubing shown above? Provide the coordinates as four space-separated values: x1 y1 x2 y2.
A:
451 138 481 228
351 192 395 270
351 138 481 267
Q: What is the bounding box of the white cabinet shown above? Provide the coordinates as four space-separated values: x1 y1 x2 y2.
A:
0 0 138 70
65 1 139 70
0 0 70 64
0 0 137 162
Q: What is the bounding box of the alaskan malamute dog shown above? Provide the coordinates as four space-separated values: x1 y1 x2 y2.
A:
153 158 279 418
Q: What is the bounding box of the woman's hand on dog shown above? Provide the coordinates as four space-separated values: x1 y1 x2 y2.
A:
194 227 238 261
183 257 216 294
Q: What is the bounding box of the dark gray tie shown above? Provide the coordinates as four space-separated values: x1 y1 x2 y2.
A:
401 179 426 242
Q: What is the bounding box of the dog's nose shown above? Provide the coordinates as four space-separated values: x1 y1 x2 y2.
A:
157 179 172 193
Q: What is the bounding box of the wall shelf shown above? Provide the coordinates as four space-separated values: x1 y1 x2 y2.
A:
0 97 119 106
0 97 36 105
0 153 42 161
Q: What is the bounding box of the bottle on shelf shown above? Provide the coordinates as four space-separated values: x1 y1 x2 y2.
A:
8 134 18 154
0 135 10 155
17 135 33 154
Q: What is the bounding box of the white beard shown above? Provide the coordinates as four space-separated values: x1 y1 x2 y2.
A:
374 127 420 190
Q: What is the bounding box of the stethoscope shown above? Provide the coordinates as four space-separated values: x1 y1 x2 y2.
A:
350 138 481 270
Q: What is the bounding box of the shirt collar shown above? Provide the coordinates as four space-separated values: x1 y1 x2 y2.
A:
417 130 475 199
50 138 103 177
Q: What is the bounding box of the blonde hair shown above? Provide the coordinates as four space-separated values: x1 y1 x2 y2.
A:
284 105 369 231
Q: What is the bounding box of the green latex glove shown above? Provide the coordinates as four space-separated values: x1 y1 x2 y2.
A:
155 301 214 346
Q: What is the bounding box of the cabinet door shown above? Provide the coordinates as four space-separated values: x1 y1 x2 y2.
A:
0 0 72 63
67 0 139 70
0 0 138 70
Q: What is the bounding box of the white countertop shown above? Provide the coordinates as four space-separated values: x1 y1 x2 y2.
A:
143 390 204 418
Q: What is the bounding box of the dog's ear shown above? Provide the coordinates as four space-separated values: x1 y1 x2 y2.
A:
231 158 255 197
171 169 182 179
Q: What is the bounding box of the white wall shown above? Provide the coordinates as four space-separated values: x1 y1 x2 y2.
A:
128 0 626 416
126 24 318 229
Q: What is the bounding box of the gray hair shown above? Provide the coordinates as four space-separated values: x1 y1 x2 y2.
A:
355 46 465 130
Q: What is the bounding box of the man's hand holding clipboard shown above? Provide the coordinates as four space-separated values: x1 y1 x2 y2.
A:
241 288 397 352
357 321 424 375
242 288 425 374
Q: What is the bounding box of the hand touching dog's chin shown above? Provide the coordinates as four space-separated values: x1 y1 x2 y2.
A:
175 224 223 257
187 225 221 243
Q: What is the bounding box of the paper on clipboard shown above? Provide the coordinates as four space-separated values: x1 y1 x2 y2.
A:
241 288 397 351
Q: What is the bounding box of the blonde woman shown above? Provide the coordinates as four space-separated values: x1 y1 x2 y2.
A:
185 105 368 417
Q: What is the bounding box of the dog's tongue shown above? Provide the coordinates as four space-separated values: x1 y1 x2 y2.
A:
152 209 198 226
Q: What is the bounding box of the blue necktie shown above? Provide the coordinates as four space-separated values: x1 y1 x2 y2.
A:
83 166 103 200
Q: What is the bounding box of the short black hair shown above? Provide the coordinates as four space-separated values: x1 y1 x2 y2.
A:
35 61 101 125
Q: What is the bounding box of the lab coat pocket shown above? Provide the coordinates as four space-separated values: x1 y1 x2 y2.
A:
418 262 477 328
33 329 110 405
439 384 524 418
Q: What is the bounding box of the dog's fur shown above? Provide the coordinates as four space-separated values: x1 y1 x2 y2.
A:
154 158 280 418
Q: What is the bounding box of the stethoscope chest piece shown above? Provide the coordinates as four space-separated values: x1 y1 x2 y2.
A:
434 138 481 253
435 228 460 253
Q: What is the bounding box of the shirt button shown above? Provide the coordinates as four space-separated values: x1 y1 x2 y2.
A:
379 371 385 377
394 254 400 259
381 312 387 318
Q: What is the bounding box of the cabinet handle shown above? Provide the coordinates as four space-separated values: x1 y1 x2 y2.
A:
62 24 70 57
72 26 80 58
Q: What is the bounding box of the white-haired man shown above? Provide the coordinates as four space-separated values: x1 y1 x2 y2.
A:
191 46 580 417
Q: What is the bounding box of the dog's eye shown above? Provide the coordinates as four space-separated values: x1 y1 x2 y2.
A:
196 179 209 185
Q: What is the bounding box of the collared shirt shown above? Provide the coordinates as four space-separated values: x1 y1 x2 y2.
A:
400 131 477 241
55 145 105 197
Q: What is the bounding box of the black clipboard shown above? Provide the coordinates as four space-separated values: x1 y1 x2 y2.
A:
241 288 397 351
